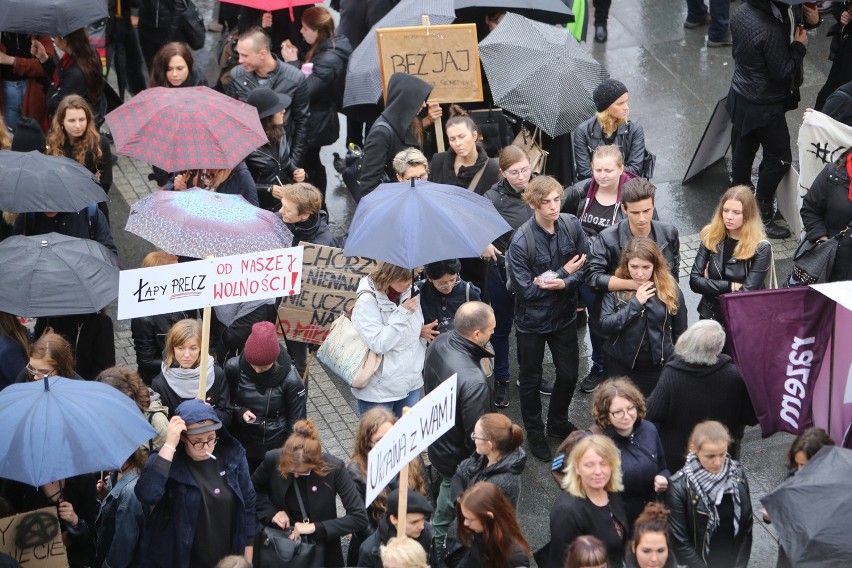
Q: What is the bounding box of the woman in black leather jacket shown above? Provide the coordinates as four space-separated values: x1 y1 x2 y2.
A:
599 238 687 397
690 186 771 326
665 421 752 568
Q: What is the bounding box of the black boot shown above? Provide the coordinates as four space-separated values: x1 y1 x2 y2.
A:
758 200 791 239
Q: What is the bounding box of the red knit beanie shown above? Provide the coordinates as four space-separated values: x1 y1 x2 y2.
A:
244 322 280 366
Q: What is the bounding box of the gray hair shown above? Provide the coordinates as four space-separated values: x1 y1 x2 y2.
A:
392 148 429 176
674 320 726 365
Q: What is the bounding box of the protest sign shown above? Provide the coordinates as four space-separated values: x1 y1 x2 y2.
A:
366 374 458 506
277 243 377 345
376 23 483 104
0 508 67 567
117 247 304 319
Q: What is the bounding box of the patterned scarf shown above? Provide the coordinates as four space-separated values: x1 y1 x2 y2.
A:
683 451 742 557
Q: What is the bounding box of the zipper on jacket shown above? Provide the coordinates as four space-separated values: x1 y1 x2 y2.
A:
661 310 668 365
631 310 647 368
262 387 272 445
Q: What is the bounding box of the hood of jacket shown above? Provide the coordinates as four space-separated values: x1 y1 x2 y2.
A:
289 210 331 245
145 396 169 418
314 34 353 66
458 447 527 479
382 73 433 140
665 353 734 377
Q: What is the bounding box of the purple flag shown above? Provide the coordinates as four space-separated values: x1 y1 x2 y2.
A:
721 287 835 437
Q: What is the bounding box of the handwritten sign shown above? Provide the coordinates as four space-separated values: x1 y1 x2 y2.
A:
0 508 68 567
277 243 377 345
377 24 483 104
117 247 304 320
366 374 457 506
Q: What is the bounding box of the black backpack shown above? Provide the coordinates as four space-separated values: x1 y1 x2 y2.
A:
339 121 393 202
505 213 578 291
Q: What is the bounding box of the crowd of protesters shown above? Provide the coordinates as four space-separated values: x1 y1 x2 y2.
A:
1 0 852 567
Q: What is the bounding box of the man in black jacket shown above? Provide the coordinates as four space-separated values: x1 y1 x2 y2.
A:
423 301 495 561
727 0 820 239
584 179 679 393
508 176 590 462
227 27 310 168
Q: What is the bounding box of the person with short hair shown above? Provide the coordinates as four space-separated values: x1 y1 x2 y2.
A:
548 435 628 568
565 535 609 568
646 320 756 472
665 421 753 568
226 321 306 472
279 182 339 247
424 301 496 559
393 148 430 182
227 27 311 169
454 482 532 567
573 80 647 181
135 399 257 567
418 258 481 337
252 418 369 567
380 536 429 568
508 176 590 461
358 489 435 568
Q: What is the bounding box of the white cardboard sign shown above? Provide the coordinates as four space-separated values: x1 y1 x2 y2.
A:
117 247 304 319
365 373 458 506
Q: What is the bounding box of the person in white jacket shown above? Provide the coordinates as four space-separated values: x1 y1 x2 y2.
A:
351 262 431 416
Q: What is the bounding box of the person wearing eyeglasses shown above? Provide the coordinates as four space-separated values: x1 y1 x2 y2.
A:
392 148 430 183
590 378 669 528
417 259 481 341
251 418 369 567
135 399 257 567
14 331 84 384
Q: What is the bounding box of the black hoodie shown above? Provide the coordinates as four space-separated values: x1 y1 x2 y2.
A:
357 73 433 197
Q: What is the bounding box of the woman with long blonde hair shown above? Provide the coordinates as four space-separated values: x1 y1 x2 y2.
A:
690 185 771 327
599 238 687 397
252 418 369 567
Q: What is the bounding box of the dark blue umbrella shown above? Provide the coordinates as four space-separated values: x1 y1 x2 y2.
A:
343 180 512 269
0 377 157 487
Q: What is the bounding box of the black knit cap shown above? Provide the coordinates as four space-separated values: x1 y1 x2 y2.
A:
593 79 628 113
11 117 46 153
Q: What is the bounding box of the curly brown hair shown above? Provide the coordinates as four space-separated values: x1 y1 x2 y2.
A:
96 366 151 413
591 377 646 430
278 418 331 478
46 95 103 168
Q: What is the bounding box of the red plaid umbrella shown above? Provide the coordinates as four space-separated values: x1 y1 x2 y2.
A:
105 86 267 172
218 0 314 20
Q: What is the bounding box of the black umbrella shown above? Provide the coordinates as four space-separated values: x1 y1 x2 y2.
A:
0 0 108 37
0 151 107 213
343 0 456 109
0 233 119 317
762 446 852 567
455 0 574 26
479 12 608 138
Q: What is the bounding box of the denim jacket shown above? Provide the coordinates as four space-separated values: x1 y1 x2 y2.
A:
96 470 144 568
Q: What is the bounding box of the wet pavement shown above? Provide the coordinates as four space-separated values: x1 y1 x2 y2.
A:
103 1 840 565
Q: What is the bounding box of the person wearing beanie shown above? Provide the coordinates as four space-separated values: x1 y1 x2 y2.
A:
244 87 307 213
358 489 437 568
135 399 256 567
11 116 46 152
573 79 648 182
225 321 307 472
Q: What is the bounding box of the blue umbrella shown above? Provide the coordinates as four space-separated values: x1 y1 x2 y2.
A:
343 180 512 269
0 377 157 487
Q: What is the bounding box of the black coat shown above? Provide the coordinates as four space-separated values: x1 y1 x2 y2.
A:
690 239 772 321
418 279 481 333
423 331 493 478
34 313 116 380
336 0 396 48
288 211 340 247
245 137 296 212
358 73 432 196
484 178 534 252
822 80 852 126
730 0 807 107
598 288 687 369
15 208 118 257
293 35 352 148
458 535 530 568
42 56 103 119
164 161 259 207
800 156 852 282
665 462 753 568
429 145 501 196
358 514 436 568
508 215 590 334
252 450 369 567
586 220 680 292
130 310 196 384
138 0 184 33
646 354 757 472
451 447 527 508
227 56 311 167
225 351 307 460
573 116 646 180
61 138 113 194
151 364 233 428
547 491 628 568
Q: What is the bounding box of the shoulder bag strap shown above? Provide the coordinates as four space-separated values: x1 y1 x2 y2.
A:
293 480 310 523
467 160 488 192
766 241 778 290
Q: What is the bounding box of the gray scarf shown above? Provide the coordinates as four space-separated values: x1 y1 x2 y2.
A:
683 451 742 557
161 356 216 399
